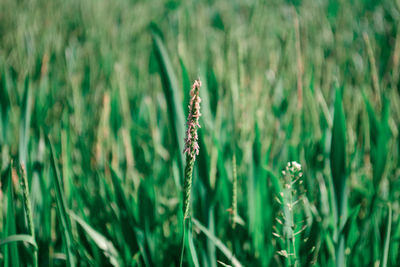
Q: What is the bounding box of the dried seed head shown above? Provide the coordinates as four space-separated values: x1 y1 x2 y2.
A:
183 80 202 159
182 80 202 220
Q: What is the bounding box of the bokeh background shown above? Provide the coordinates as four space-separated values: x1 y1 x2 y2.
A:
1 0 400 266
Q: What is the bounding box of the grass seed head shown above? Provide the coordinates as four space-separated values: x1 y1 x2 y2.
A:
182 79 202 220
183 79 202 160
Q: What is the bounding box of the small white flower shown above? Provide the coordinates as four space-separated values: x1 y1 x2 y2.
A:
291 161 301 171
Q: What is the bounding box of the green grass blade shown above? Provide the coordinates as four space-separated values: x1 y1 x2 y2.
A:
48 137 76 267
0 69 10 144
187 226 200 267
330 88 347 223
192 218 243 267
4 167 20 267
69 212 122 267
340 205 361 239
19 76 32 165
180 58 191 118
363 95 391 188
109 167 148 264
182 219 200 267
109 168 136 223
381 203 392 267
330 88 347 267
0 234 38 250
151 27 185 174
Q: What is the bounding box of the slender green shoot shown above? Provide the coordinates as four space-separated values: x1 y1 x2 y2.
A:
18 163 38 267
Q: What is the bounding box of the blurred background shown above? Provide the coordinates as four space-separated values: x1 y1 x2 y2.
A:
1 0 400 266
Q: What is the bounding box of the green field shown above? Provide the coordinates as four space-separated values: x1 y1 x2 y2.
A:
1 0 400 266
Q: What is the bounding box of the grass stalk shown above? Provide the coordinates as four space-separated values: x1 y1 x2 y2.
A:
275 161 304 267
18 163 38 267
180 80 202 266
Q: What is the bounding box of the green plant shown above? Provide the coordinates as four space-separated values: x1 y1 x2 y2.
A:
180 80 202 267
0 1 399 266
274 161 305 267
17 163 38 267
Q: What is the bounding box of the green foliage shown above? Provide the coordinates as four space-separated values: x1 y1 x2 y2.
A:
330 88 347 223
151 27 185 176
330 88 347 267
48 138 76 266
3 168 20 267
363 95 391 190
69 212 122 266
0 0 400 266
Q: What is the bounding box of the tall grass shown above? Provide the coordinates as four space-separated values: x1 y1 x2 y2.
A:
0 0 400 266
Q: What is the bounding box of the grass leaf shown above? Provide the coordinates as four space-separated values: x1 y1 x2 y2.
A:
69 212 122 267
0 234 38 250
381 203 392 267
192 218 243 267
330 88 347 223
48 137 76 267
151 26 185 175
4 167 20 267
19 76 32 165
330 88 347 267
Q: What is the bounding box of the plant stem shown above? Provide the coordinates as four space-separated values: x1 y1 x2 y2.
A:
19 164 38 267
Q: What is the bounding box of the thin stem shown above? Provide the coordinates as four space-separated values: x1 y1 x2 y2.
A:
179 220 186 267
183 154 195 219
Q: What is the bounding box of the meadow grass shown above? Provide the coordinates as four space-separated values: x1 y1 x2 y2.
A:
1 0 400 266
